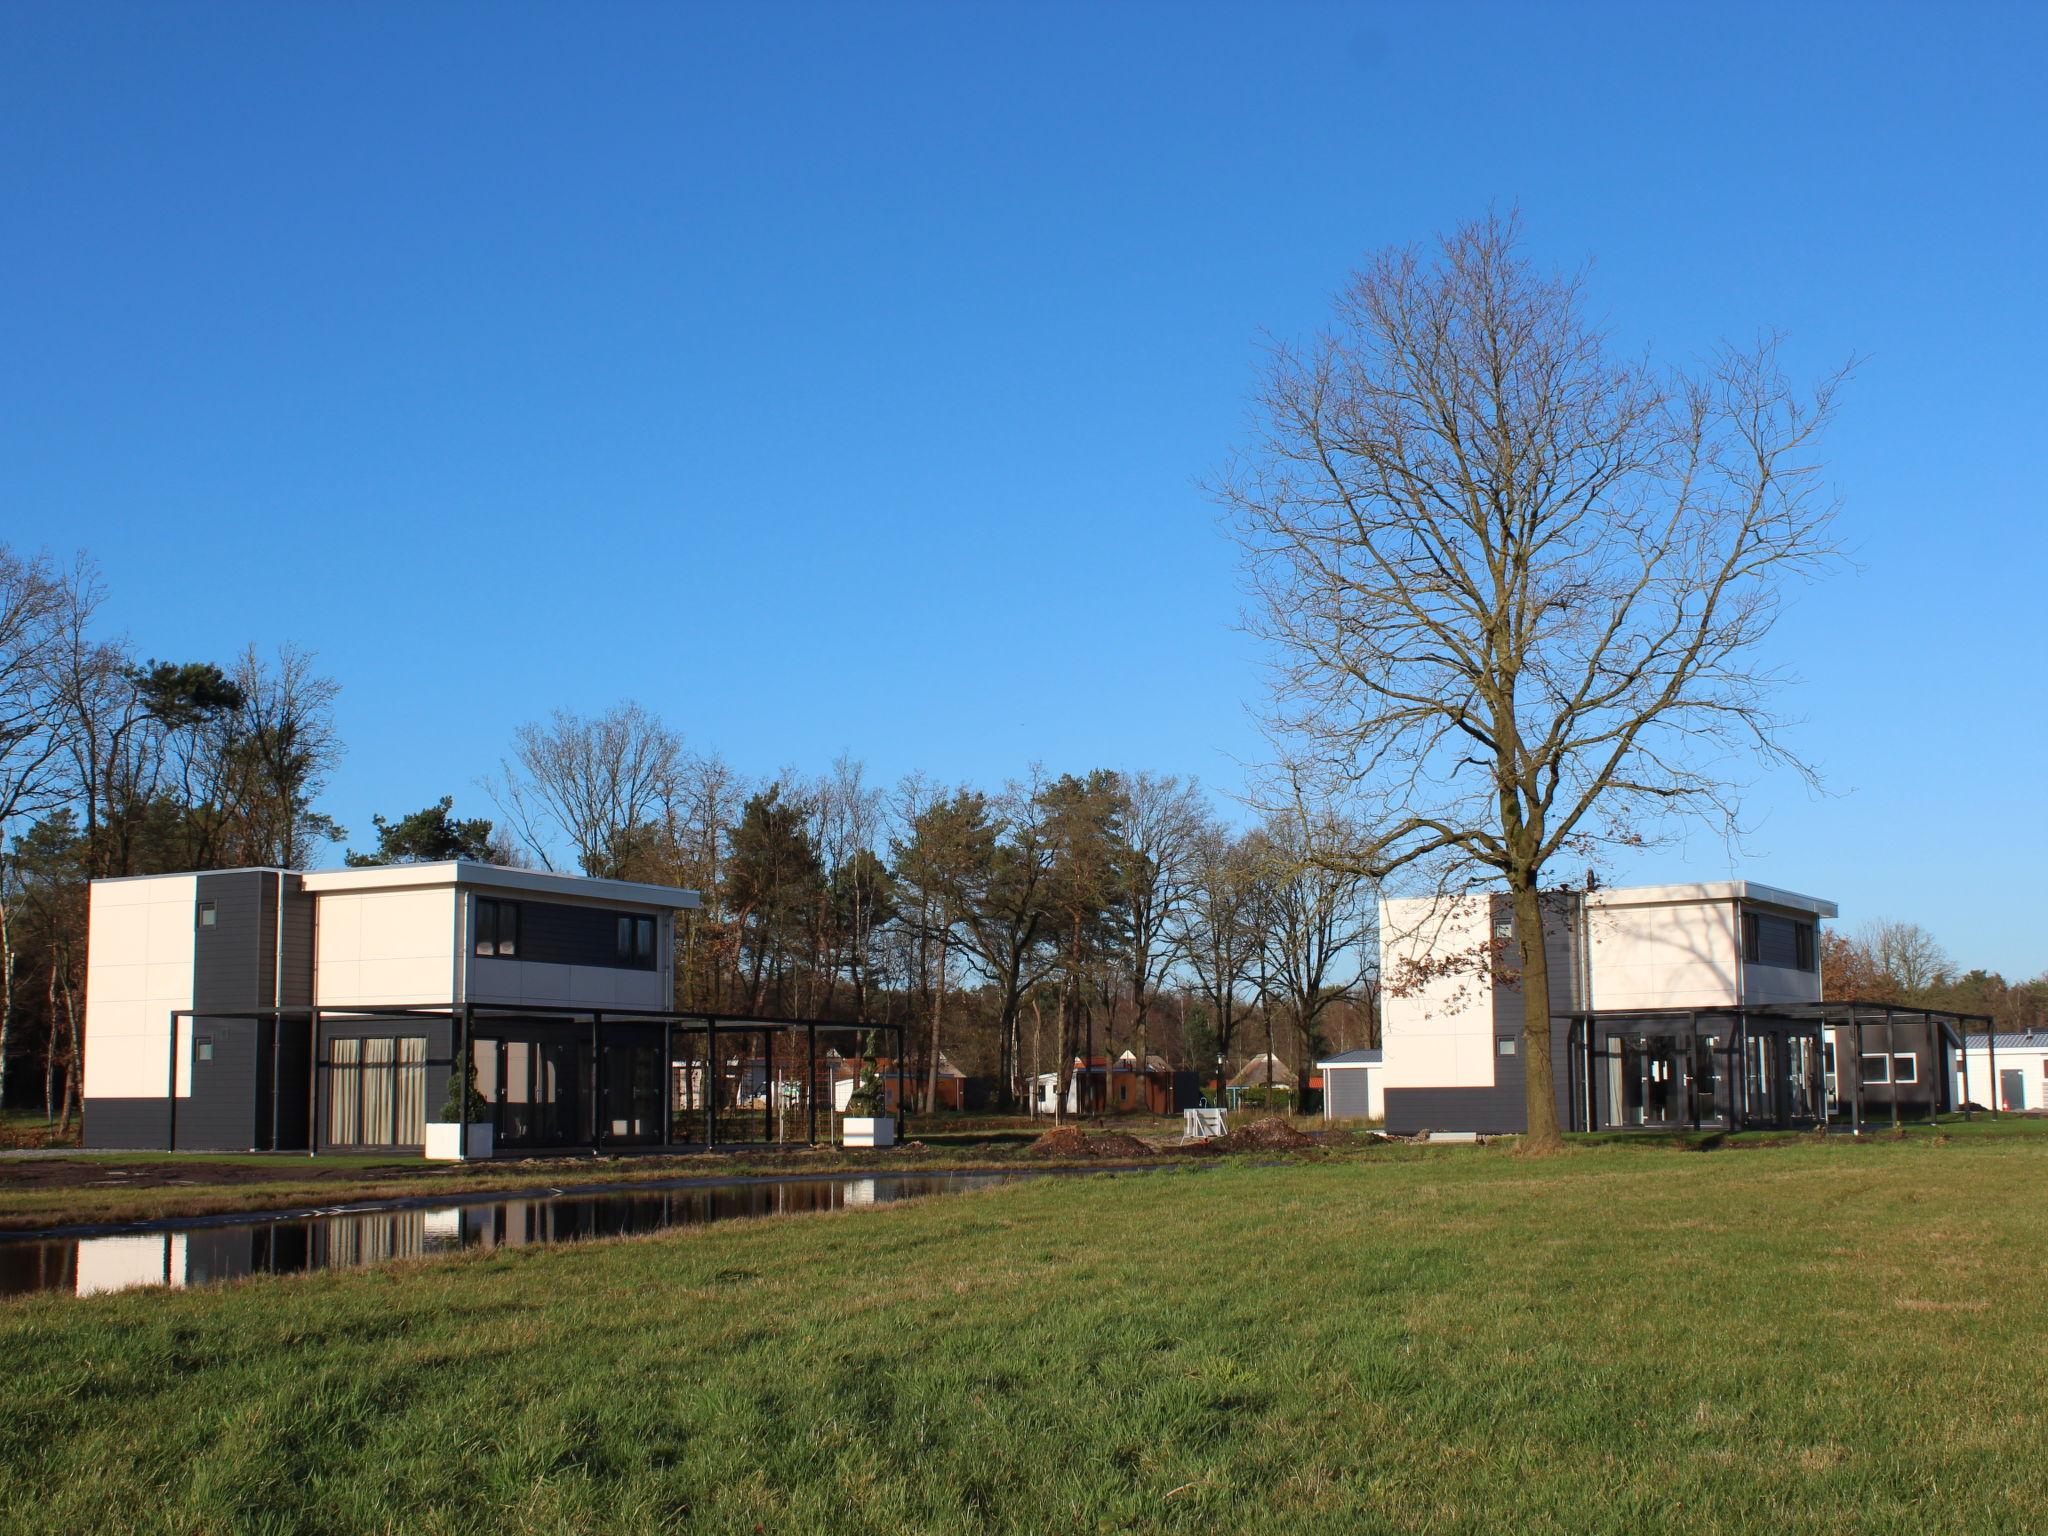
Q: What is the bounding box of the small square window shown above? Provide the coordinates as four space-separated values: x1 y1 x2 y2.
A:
1892 1053 1918 1086
1860 1053 1891 1085
196 1037 214 1063
1496 1036 1518 1057
198 901 217 929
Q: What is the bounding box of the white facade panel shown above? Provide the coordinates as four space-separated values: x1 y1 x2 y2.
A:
314 888 459 1007
83 875 197 1100
1380 895 1499 1092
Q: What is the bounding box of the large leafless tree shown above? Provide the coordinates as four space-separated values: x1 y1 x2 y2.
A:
1218 213 1847 1148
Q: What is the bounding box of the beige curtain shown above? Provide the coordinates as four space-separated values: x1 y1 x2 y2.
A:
395 1037 427 1144
329 1038 362 1145
361 1038 396 1145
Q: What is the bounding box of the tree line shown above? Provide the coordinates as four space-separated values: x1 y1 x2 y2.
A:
0 548 1380 1128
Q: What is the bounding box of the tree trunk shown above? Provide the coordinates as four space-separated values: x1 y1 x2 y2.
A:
0 902 14 1109
1512 882 1564 1151
926 935 944 1114
1029 993 1043 1118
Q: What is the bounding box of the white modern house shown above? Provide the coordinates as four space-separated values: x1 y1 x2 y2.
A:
1378 881 1983 1135
83 862 702 1154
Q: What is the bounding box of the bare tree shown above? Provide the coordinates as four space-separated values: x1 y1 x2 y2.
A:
1254 808 1374 1100
486 702 685 878
1176 822 1262 1102
1858 919 1954 996
0 548 72 1106
1116 772 1206 1102
1218 212 1847 1148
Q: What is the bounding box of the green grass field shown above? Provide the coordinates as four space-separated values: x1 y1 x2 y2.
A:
4 1129 2044 1533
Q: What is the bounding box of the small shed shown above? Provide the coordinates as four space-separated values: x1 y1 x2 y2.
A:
1318 1048 1383 1122
1957 1032 2048 1112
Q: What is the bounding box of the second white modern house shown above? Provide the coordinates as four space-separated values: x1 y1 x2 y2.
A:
1378 880 1989 1135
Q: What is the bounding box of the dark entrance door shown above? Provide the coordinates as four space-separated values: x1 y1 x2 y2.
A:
599 1033 664 1147
478 1035 591 1149
2001 1068 2025 1113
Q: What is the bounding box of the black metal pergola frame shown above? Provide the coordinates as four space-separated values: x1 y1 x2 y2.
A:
165 1003 911 1158
1563 999 1995 1135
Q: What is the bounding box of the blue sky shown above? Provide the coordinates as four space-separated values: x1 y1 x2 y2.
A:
4 2 2043 974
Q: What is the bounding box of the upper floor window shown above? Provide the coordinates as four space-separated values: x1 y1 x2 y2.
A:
1743 911 1816 972
615 914 657 969
475 897 520 958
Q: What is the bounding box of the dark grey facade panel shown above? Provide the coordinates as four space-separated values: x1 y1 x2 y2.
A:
83 1097 173 1150
1385 1018 1574 1136
177 1016 262 1150
279 875 315 1007
501 897 660 970
193 870 271 1013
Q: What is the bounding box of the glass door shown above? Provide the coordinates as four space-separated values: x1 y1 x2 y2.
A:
487 1036 590 1149
599 1034 664 1146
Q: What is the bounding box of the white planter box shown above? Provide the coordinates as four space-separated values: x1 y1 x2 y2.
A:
842 1116 896 1149
424 1122 495 1161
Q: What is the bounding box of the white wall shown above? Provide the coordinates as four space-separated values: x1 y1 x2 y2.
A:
1379 895 1499 1091
313 887 461 1007
1583 898 1740 1009
83 875 197 1100
1959 1046 2048 1112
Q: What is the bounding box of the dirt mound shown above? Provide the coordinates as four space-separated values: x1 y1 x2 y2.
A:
1026 1126 1160 1159
1193 1117 1321 1154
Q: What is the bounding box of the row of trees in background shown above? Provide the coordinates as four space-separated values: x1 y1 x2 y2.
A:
478 704 1382 1115
0 548 1381 1125
1823 921 2048 1036
0 550 343 1129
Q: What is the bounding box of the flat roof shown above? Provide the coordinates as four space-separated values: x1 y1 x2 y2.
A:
1582 881 1837 919
92 862 700 909
300 860 701 909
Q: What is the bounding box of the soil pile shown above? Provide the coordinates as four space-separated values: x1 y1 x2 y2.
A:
1192 1117 1322 1154
1025 1126 1160 1159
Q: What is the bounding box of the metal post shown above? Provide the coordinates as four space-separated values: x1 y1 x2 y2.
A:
894 1023 907 1144
662 1020 673 1149
763 1030 774 1145
806 1023 818 1145
307 1008 321 1157
1988 1023 1999 1116
1960 1019 1973 1121
1689 1011 1701 1132
706 1018 718 1147
166 1010 180 1151
1850 1014 1864 1136
270 1014 282 1152
591 1013 603 1156
1886 1006 1901 1132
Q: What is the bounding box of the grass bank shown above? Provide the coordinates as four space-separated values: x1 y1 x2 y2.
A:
4 1131 2045 1533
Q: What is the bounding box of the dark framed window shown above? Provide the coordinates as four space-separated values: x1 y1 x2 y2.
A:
615 914 657 969
198 901 217 929
1744 911 1817 972
1496 1036 1517 1057
1860 1053 1891 1085
196 1036 214 1063
1892 1053 1918 1085
1794 922 1815 972
475 898 520 958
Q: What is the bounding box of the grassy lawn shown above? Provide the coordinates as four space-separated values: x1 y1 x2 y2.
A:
4 1131 2045 1533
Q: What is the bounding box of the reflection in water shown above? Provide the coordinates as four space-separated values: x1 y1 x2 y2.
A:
0 1173 1014 1301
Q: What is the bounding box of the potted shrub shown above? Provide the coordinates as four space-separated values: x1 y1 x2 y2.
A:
840 1037 896 1149
424 1053 493 1161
